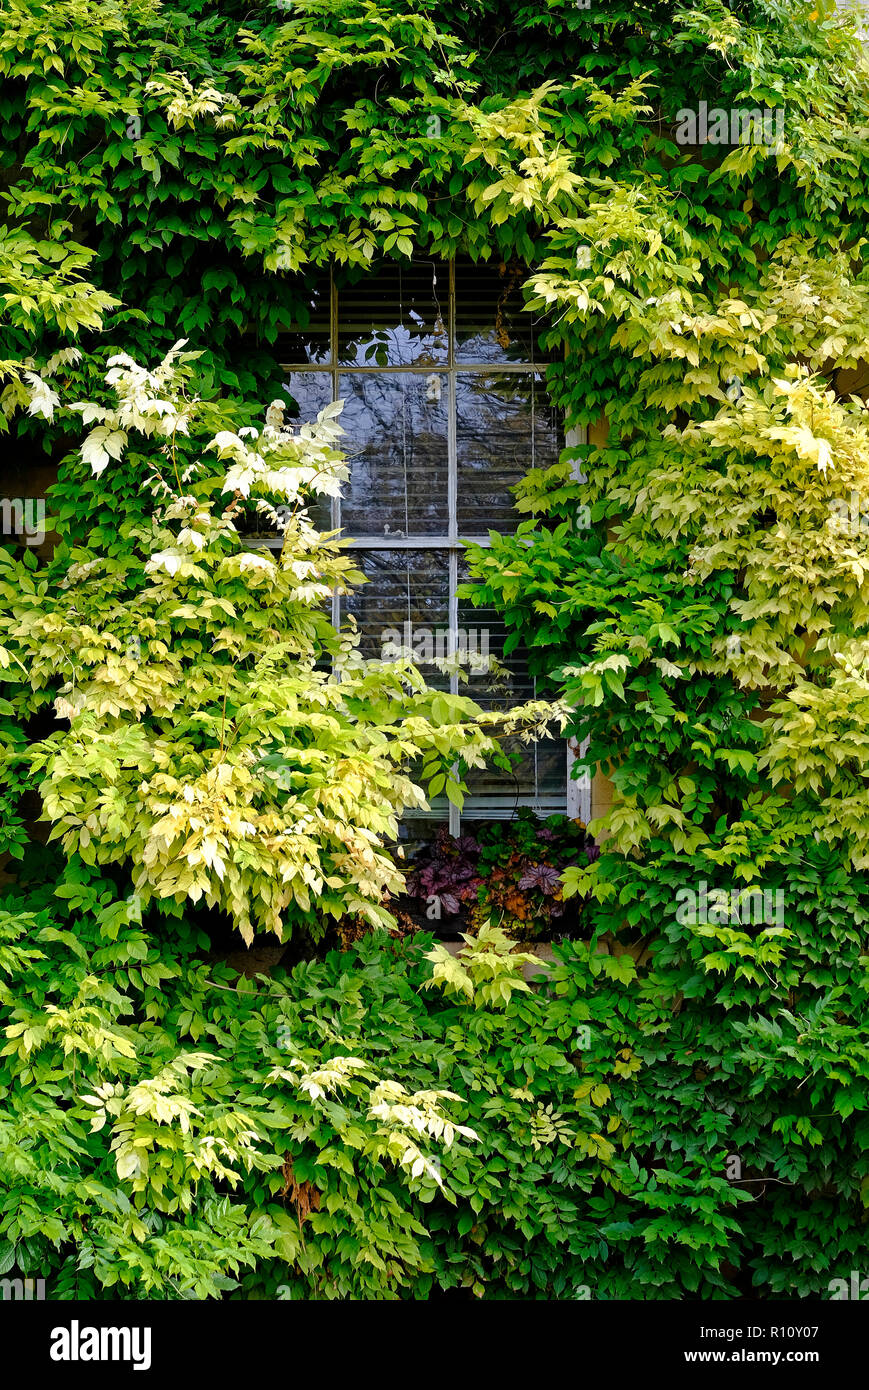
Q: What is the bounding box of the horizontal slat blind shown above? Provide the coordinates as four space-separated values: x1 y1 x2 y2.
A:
456 578 567 810
337 261 448 368
338 373 449 536
456 372 561 534
342 549 451 693
454 257 544 366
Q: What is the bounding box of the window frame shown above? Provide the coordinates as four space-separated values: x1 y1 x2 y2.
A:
264 258 591 831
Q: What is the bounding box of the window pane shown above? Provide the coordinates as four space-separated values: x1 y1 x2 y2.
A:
457 581 566 812
337 260 449 367
234 373 335 536
397 813 449 843
456 373 561 534
342 549 451 692
282 371 335 421
341 547 452 826
338 372 449 536
455 257 544 365
276 277 332 365
281 372 337 531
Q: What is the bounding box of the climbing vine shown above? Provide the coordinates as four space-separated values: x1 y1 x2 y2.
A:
1 0 868 1300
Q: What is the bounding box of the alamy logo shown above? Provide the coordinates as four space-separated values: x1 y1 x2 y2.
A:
828 1271 869 1300
0 497 45 546
829 493 869 533
50 1320 152 1371
381 622 490 673
675 102 784 150
0 1277 45 1300
675 881 784 926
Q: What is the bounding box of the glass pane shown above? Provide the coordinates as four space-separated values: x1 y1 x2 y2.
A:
397 813 450 844
338 372 449 536
282 371 335 421
455 257 545 365
275 276 332 365
337 260 449 367
282 372 337 531
342 549 451 692
456 373 561 535
234 373 335 536
457 580 566 811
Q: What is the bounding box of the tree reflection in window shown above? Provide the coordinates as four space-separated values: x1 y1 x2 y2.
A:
339 373 448 536
456 373 560 535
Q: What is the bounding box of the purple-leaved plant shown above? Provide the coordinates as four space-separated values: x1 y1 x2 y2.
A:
518 863 561 894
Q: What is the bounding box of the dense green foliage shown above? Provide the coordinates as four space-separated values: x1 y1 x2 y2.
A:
460 0 869 1300
5 871 865 1300
1 0 868 1299
0 0 630 417
1 347 558 942
0 887 763 1300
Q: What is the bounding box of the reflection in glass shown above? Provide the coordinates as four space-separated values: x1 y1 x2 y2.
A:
275 275 332 365
282 372 334 421
454 257 542 365
342 549 451 691
281 373 337 531
457 373 561 534
338 373 449 536
337 260 449 367
456 582 565 806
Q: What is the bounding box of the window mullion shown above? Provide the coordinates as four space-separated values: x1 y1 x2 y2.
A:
330 268 341 630
447 262 461 833
448 546 460 837
565 422 591 823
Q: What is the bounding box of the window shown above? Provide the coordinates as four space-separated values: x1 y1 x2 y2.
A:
269 257 587 832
